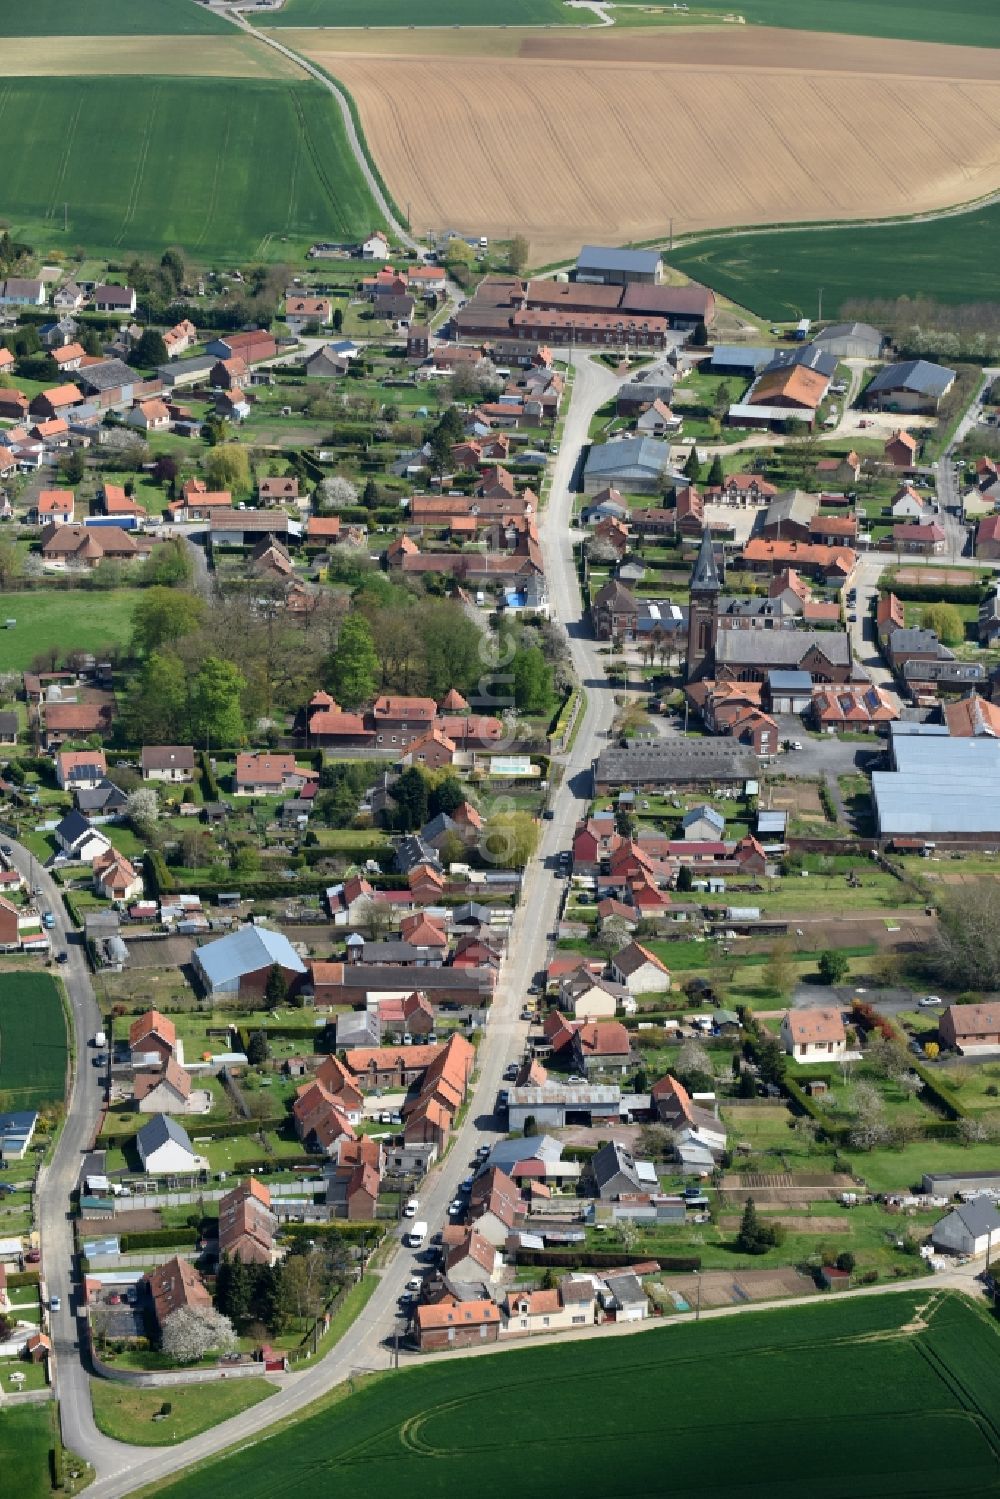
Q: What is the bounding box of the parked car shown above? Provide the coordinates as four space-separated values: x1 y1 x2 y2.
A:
49 1296 61 1312
919 994 942 1007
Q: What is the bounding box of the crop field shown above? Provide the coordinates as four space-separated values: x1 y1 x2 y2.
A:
668 201 1000 318
649 0 1000 49
144 1291 1000 1499
0 589 139 671
264 0 571 24
0 76 379 261
0 0 230 35
310 27 1000 261
0 973 68 1113
0 36 301 78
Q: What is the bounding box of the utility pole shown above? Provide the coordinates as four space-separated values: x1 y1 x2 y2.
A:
817 287 824 322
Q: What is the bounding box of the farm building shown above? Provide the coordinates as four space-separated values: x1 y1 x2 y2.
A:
864 360 955 414
931 1199 1000 1257
810 322 884 359
193 925 307 999
575 246 662 286
583 437 674 495
872 735 1000 837
593 741 758 794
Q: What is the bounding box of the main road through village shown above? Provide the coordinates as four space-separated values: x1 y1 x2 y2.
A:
20 352 989 1495
19 350 621 1494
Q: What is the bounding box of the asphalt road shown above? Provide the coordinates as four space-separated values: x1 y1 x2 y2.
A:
5 839 108 1463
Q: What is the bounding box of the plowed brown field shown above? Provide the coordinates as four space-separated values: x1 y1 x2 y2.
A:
285 25 1000 260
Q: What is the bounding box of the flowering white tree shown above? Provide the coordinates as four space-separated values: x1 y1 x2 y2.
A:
316 476 358 510
125 788 159 825
161 1306 236 1363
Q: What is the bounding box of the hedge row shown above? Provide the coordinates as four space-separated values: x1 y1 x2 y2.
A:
513 1249 701 1271
881 582 984 605
281 1220 380 1245
909 1058 968 1120
199 751 220 803
782 1076 849 1143
6 1268 40 1289
117 1229 198 1252
143 849 175 899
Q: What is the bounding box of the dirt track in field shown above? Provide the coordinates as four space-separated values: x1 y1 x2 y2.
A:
288 25 1000 260
0 35 300 77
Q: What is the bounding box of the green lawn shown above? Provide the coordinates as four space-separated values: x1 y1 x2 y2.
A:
0 1404 59 1499
0 972 68 1112
136 1292 1000 1499
0 76 380 262
0 589 138 671
265 0 570 24
0 0 229 33
90 1378 276 1447
668 201 1000 318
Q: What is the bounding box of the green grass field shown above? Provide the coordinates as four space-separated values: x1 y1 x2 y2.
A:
0 973 68 1113
0 1404 59 1499
145 1292 1000 1499
0 76 380 260
636 0 1000 46
0 0 229 34
0 589 138 671
91 1379 275 1446
265 0 570 25
668 203 1000 318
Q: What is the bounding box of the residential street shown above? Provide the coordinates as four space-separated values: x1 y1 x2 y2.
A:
40 350 624 1495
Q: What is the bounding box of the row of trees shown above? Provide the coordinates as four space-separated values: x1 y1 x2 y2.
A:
215 1233 353 1338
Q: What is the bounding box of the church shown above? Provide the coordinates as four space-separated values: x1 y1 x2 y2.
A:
685 531 854 686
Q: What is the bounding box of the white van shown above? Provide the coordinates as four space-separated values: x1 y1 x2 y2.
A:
403 1197 419 1218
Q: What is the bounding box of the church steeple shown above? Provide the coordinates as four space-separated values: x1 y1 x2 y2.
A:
691 528 721 594
686 528 721 681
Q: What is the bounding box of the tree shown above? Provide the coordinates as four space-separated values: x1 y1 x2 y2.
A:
316 476 358 511
736 1197 777 1255
355 896 393 942
707 453 725 486
511 644 552 714
508 234 530 275
327 613 378 708
817 949 850 986
482 811 538 870
921 601 964 647
391 766 429 832
160 247 185 291
0 536 19 589
153 454 178 488
763 937 795 999
362 477 380 509
427 775 465 818
57 448 85 485
675 864 694 893
265 964 289 1009
690 321 708 348
132 588 205 655
142 538 193 588
126 650 189 743
835 1250 856 1273
757 1035 786 1088
125 787 159 828
849 1080 890 1150
161 1306 236 1362
678 1038 711 1080
683 447 701 482
205 443 251 494
128 329 168 369
929 881 1000 991
190 656 245 747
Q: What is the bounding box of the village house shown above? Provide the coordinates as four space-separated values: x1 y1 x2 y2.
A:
130 1009 177 1068
939 1002 1000 1055
218 1177 277 1264
193 925 307 1000
141 745 195 783
780 1008 847 1063
415 1299 500 1351
146 1256 210 1333
136 1115 200 1175
610 942 671 995
233 753 315 796
93 284 137 314
134 1057 192 1114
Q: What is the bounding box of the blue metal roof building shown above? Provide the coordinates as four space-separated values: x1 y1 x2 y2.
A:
192 924 306 996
